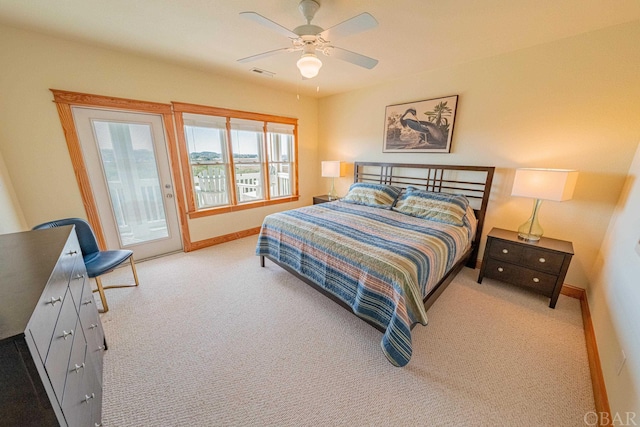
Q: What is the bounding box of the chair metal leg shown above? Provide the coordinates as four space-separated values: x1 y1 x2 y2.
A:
95 276 109 313
129 256 140 287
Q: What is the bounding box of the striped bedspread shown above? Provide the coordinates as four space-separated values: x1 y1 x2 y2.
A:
255 201 475 367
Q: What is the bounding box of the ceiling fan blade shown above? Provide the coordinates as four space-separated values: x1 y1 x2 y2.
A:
324 47 379 69
237 47 295 63
240 12 298 39
318 13 378 41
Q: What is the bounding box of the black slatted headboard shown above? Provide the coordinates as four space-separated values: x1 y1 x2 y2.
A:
353 162 495 266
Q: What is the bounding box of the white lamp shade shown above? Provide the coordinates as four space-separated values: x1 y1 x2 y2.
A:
321 161 341 178
511 168 578 201
297 54 322 78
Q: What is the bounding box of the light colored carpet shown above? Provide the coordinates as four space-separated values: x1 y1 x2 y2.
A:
97 236 595 426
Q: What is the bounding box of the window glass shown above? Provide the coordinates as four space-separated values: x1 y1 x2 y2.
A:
267 123 295 198
183 114 229 208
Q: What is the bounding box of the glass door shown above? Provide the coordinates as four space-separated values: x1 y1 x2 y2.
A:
72 107 182 259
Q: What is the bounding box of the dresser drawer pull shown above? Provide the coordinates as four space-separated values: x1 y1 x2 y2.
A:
497 267 504 272
66 250 78 256
502 249 508 254
538 258 546 263
95 423 103 427
533 278 540 283
98 345 106 351
89 323 98 330
82 299 93 306
72 363 85 373
74 274 85 280
46 296 63 306
61 330 74 340
82 393 95 403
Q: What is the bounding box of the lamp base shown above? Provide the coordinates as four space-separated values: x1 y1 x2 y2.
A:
517 199 543 242
328 178 338 201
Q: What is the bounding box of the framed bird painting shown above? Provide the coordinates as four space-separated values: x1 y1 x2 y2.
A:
383 95 458 153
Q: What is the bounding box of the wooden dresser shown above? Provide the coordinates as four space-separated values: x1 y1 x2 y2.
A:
0 226 106 426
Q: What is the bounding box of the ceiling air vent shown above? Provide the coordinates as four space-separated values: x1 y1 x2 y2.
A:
250 68 275 78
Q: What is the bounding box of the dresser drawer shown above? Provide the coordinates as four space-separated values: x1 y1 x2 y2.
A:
62 328 91 427
79 289 105 384
483 258 557 296
68 261 87 312
45 291 79 403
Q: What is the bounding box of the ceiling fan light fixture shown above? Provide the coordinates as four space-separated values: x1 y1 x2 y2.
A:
297 53 322 78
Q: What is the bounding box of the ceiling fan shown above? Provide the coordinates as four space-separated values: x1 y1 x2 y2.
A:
238 0 379 79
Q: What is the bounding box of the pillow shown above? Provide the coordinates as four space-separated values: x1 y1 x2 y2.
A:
341 182 402 209
393 187 470 226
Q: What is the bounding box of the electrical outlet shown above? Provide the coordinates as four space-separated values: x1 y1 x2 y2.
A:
616 350 627 376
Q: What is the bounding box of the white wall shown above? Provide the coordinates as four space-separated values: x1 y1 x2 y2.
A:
0 24 319 242
590 141 640 415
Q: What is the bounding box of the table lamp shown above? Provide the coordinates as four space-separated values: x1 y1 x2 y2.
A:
511 168 578 242
321 161 341 200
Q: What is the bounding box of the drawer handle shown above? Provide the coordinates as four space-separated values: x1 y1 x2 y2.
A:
82 393 95 403
66 250 78 256
72 363 85 373
82 299 93 306
98 345 106 351
533 278 540 283
74 274 85 280
61 330 74 340
89 323 98 330
502 249 509 254
538 258 546 263
95 423 103 427
46 296 62 306
497 267 504 272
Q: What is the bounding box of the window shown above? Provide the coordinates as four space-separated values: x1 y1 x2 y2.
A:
173 103 298 217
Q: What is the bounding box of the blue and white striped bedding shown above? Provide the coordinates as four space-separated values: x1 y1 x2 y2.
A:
255 200 475 366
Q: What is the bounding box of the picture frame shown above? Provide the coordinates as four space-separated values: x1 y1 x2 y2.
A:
383 95 458 153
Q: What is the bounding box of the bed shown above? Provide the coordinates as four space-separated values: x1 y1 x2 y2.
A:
256 162 495 366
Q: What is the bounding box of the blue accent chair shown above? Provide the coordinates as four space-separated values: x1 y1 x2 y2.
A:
32 218 140 313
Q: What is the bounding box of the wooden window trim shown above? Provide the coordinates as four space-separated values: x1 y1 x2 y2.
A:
172 101 299 218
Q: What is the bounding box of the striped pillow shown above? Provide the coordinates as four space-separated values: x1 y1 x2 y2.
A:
393 187 470 226
341 183 402 209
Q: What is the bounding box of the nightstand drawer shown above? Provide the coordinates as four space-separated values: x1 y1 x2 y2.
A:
483 258 557 295
488 240 525 263
489 239 564 274
521 248 565 274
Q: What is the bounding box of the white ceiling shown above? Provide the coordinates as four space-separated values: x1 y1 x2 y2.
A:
0 0 638 98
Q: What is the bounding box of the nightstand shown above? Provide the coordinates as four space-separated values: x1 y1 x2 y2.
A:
313 195 335 204
477 228 574 308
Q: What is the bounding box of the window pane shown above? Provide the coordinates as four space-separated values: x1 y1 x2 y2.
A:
183 113 230 208
230 118 263 164
267 124 294 198
235 164 264 202
192 165 229 208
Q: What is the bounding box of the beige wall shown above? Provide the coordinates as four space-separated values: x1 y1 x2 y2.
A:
0 150 26 233
0 24 318 242
590 141 640 415
318 21 640 290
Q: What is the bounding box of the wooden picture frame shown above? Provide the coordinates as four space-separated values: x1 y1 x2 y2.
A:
383 95 458 153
